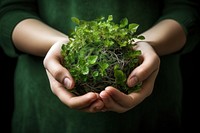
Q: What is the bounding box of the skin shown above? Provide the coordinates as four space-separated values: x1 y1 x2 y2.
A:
12 18 186 113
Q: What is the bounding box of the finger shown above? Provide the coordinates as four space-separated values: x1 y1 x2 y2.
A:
128 44 160 87
46 70 99 109
44 43 75 89
46 69 71 95
89 94 105 111
101 68 159 112
45 59 74 89
100 87 127 113
128 68 159 107
101 87 134 108
62 92 100 110
81 99 104 113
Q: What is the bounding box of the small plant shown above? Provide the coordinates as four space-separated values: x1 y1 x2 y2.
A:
61 15 144 95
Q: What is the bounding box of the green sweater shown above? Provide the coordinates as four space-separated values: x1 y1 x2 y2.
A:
0 0 199 133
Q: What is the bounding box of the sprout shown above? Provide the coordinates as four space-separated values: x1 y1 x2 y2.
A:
61 15 144 95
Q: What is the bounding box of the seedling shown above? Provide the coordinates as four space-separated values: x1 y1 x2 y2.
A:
61 15 144 95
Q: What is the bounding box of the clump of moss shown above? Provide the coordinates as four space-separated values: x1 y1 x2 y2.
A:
61 15 144 95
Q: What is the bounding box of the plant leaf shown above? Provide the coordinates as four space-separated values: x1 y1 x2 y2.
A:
81 66 89 75
87 55 98 64
71 17 80 25
114 69 126 85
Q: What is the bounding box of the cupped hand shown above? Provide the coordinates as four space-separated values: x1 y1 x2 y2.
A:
43 41 104 112
99 41 160 113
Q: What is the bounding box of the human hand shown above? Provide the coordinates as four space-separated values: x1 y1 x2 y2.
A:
99 41 160 113
43 41 104 112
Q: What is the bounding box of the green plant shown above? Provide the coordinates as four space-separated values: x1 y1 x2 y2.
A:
61 15 144 95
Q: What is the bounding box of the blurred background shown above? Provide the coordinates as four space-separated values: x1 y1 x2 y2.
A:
181 42 200 132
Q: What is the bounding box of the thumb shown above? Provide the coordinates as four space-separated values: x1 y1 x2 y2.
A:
43 41 75 89
127 54 160 87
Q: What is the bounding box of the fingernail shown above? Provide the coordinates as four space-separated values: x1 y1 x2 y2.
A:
129 76 138 87
95 106 101 111
64 78 72 89
101 109 107 112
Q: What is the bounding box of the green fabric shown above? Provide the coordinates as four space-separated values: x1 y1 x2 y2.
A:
0 0 199 133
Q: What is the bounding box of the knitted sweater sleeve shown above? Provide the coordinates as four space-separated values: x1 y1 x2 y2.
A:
0 0 40 57
158 0 200 54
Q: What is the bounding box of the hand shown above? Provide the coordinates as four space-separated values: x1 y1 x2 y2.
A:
43 41 104 112
99 41 160 113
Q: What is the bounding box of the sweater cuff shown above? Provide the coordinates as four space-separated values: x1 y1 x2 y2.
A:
0 10 40 57
158 8 200 54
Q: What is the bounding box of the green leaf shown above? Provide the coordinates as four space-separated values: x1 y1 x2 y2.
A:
81 66 89 75
61 15 144 95
87 55 98 64
128 23 139 33
114 64 120 70
120 18 128 28
71 17 80 25
107 15 113 22
137 35 145 40
92 71 99 77
114 69 126 85
99 62 109 70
